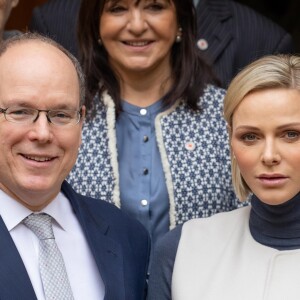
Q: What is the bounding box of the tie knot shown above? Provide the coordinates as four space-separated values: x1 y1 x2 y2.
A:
23 213 54 240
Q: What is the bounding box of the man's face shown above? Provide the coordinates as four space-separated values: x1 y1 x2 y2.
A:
0 0 19 37
0 41 84 210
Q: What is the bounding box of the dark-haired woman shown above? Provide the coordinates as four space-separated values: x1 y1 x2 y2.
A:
68 0 242 247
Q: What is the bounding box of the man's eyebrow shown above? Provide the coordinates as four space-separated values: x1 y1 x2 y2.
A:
0 101 78 110
0 100 32 107
48 104 80 110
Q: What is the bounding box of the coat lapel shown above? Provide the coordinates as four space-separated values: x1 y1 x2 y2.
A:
0 216 37 299
196 0 233 64
62 182 125 299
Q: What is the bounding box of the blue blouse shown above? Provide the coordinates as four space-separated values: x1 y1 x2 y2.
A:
116 100 169 246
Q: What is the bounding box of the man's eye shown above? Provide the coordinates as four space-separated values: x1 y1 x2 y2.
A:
9 108 34 116
51 111 72 119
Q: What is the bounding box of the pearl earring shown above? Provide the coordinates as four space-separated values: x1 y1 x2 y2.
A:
176 28 182 43
98 38 102 45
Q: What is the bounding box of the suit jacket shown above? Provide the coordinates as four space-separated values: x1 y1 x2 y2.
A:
30 0 80 57
0 181 150 300
196 0 294 86
29 0 294 87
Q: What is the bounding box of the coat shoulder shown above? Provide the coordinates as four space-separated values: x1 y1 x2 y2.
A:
63 181 149 240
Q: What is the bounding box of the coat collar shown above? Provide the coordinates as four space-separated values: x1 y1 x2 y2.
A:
0 216 37 299
0 182 125 300
61 181 126 299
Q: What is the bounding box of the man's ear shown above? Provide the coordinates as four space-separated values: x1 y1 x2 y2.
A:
78 105 86 147
80 105 86 124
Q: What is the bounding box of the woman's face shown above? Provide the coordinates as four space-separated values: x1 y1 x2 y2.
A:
231 88 300 205
99 0 179 78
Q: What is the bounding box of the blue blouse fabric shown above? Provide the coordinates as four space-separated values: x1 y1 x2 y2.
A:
68 86 242 232
116 100 169 245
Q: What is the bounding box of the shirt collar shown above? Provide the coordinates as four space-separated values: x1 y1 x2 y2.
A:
121 97 165 116
0 189 73 232
42 192 74 232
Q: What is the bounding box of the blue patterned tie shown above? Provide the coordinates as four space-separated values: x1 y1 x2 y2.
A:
23 213 74 300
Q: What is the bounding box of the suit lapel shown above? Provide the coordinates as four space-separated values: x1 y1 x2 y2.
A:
62 182 126 299
0 216 37 299
197 0 233 63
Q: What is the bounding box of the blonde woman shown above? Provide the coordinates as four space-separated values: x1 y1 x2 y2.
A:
148 55 300 300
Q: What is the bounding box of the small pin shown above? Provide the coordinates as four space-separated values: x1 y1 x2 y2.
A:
185 141 196 151
197 38 208 51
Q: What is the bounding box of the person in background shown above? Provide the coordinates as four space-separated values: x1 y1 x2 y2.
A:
0 32 149 300
0 0 20 41
147 54 300 300
29 0 294 87
193 0 294 87
30 0 79 57
64 0 243 250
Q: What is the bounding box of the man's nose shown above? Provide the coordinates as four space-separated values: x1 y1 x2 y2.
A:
28 112 53 143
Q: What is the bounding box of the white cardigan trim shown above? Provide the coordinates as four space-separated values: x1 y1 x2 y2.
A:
155 100 181 230
101 91 121 208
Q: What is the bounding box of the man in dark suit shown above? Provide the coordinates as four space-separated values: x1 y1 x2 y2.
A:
29 0 294 88
0 32 149 300
194 0 294 86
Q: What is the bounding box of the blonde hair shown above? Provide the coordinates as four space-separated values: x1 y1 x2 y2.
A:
224 54 300 200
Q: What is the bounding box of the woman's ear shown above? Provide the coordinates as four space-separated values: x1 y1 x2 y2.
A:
226 124 232 136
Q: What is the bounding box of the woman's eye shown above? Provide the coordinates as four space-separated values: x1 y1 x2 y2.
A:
146 4 164 11
108 5 126 13
284 131 300 140
241 133 257 141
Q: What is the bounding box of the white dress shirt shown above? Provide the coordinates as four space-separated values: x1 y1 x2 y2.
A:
0 189 105 300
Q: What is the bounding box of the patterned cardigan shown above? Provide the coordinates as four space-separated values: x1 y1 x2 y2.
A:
68 85 242 229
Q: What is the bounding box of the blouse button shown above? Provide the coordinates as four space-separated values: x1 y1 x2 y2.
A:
140 108 147 115
141 199 148 206
143 135 149 142
143 168 149 175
